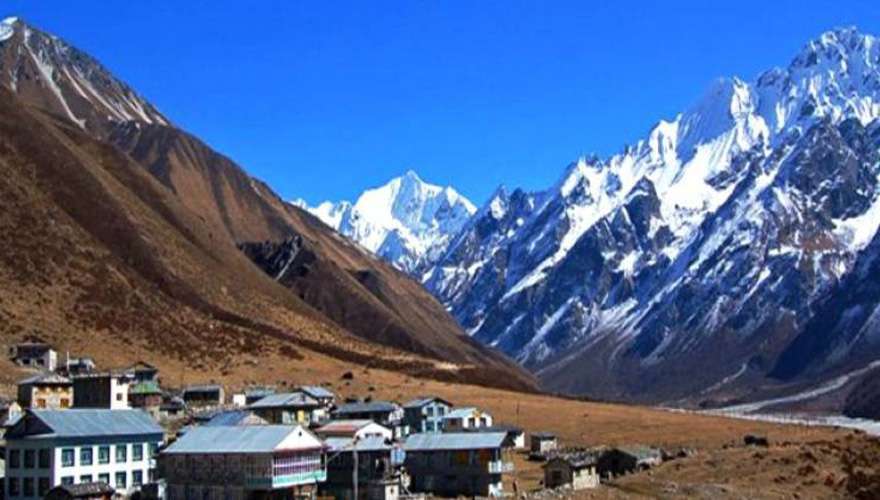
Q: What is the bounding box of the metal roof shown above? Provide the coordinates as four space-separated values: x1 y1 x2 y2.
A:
18 373 71 385
316 419 374 434
531 432 557 439
10 410 162 439
404 432 506 451
130 381 162 395
183 384 222 393
324 436 392 452
204 410 267 427
245 388 276 398
334 400 398 414
463 425 523 435
163 425 321 454
249 391 319 409
443 407 488 420
402 396 452 409
299 386 335 399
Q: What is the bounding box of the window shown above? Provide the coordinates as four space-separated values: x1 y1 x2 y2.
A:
24 449 35 468
80 474 93 483
62 447 76 467
149 442 159 457
80 446 93 466
98 445 110 464
38 478 50 497
115 471 127 488
426 421 435 432
60 398 70 408
61 476 74 485
116 444 128 463
426 407 434 416
23 477 34 497
116 393 123 401
98 473 110 485
8 478 19 495
132 470 144 487
133 443 144 461
9 449 20 468
38 448 50 468
148 468 156 483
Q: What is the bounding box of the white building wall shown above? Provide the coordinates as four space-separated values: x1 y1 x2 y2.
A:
110 377 132 410
4 438 159 499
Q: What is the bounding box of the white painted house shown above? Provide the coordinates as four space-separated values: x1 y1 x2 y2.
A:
4 409 164 499
314 419 393 441
441 407 493 431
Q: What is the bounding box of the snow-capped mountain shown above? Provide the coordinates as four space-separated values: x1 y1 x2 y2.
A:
425 27 880 407
0 16 167 135
301 170 476 273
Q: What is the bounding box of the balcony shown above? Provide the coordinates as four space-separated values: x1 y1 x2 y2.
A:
487 460 514 474
245 469 327 490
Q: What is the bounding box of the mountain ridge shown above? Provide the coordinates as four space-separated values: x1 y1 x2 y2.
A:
0 17 536 392
419 26 880 411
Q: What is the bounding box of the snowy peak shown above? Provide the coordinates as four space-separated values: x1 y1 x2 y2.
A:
0 17 18 42
302 171 476 273
0 16 168 134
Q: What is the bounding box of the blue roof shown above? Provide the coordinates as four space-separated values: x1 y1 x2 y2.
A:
249 392 318 409
203 410 266 427
163 425 320 454
404 432 506 451
324 436 392 452
299 386 335 399
402 396 452 409
10 410 162 439
334 401 398 414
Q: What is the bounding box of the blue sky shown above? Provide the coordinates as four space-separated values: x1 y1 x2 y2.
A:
6 1 880 205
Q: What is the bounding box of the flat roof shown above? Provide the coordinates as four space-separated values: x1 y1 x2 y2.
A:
404 432 506 451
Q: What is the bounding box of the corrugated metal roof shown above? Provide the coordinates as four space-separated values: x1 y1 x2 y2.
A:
163 425 320 454
183 384 222 393
249 391 318 409
299 386 335 399
404 432 506 451
444 407 486 420
316 419 374 434
324 436 392 452
334 401 398 414
204 410 267 427
402 396 451 409
15 410 162 439
18 373 71 385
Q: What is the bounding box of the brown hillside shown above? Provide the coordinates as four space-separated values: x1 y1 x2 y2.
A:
0 87 532 391
106 122 531 385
